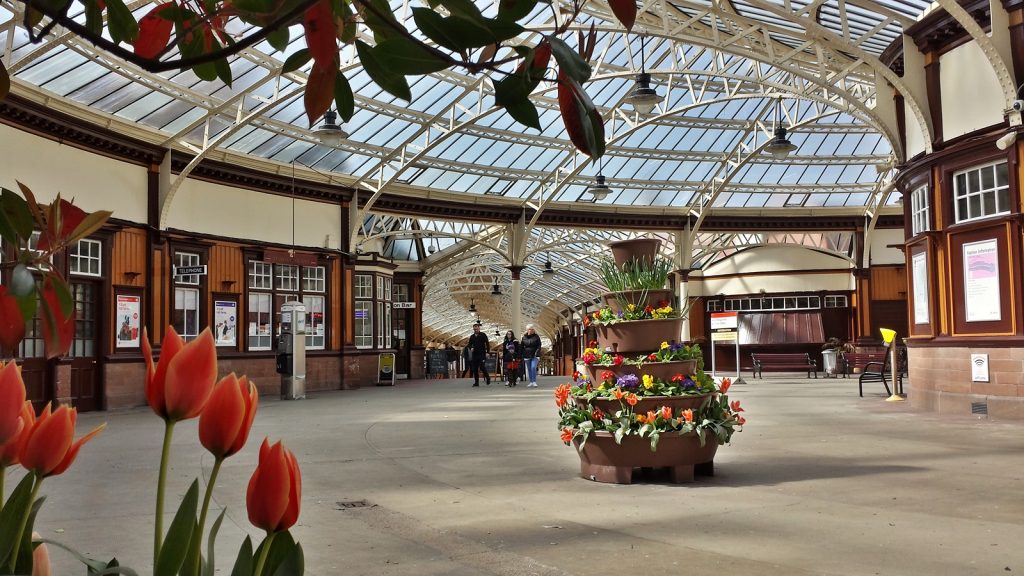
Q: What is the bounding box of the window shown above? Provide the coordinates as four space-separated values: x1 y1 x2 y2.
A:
303 295 325 349
910 185 929 235
276 264 299 291
378 301 385 348
173 287 200 340
175 252 200 285
69 239 102 276
302 266 326 292
394 284 409 303
376 276 384 299
354 301 373 348
954 161 1009 223
824 295 848 308
247 260 327 350
248 293 272 350
249 261 272 289
706 300 723 312
355 275 373 298
723 296 821 311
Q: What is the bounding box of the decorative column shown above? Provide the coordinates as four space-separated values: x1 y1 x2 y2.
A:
674 227 694 342
508 266 523 334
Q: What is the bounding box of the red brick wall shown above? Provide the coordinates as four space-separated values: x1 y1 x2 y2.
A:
908 346 1024 419
104 362 147 410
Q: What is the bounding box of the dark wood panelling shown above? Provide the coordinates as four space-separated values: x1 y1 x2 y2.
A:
871 266 907 300
738 312 825 345
209 244 244 295
947 220 1017 336
925 58 943 145
112 228 147 288
907 238 937 338
870 300 909 341
906 0 992 54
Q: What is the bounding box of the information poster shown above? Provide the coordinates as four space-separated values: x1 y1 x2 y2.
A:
963 239 1000 322
115 295 141 348
214 300 237 347
912 252 929 324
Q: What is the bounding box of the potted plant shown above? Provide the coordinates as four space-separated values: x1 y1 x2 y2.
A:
597 255 675 313
821 337 854 376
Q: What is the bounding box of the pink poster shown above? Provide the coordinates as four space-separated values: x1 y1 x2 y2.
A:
963 239 999 322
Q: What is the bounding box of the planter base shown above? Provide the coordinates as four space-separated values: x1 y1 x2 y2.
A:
579 460 715 484
573 431 718 485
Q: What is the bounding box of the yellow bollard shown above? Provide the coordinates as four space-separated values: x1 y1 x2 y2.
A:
880 328 904 402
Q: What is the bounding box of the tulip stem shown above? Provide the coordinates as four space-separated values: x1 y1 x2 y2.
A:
253 531 276 576
192 456 224 576
0 465 6 515
154 420 175 564
8 474 42 572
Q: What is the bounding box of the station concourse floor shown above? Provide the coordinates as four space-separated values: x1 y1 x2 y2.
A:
26 373 1024 576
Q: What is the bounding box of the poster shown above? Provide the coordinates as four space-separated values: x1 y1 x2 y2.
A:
963 239 1000 322
214 300 237 347
115 295 141 348
912 252 929 324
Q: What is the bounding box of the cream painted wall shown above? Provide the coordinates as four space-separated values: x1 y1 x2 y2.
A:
940 42 1003 140
690 246 854 295
869 228 906 265
904 100 926 159
0 124 148 223
166 178 340 248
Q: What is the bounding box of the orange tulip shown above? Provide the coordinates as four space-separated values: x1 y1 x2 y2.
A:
142 326 218 421
660 406 672 421
560 428 573 444
0 361 27 445
683 409 694 423
719 378 732 394
626 393 638 406
0 401 34 467
19 404 104 477
31 532 50 576
247 438 301 533
199 374 258 459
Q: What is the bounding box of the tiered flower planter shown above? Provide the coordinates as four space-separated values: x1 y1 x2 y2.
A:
573 432 718 484
574 393 710 414
593 318 685 354
601 289 675 313
584 359 698 384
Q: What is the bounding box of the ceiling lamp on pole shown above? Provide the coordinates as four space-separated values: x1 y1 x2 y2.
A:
314 109 348 146
587 157 612 201
468 298 476 313
627 35 659 115
764 97 797 159
543 257 554 275
491 283 503 296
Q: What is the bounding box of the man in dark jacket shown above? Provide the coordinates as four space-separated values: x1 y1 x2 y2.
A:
467 323 491 386
521 324 542 387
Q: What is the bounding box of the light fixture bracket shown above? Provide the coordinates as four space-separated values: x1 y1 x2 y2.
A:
314 109 348 145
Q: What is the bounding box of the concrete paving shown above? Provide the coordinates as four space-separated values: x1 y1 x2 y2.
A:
17 373 1024 575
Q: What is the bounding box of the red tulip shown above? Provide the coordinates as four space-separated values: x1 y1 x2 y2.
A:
142 327 218 421
719 378 732 394
0 361 27 445
247 439 301 533
0 286 26 350
0 401 34 467
19 404 104 477
199 374 258 459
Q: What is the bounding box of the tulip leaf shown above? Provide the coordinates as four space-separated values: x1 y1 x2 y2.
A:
155 480 199 576
272 543 303 576
202 509 226 576
179 519 201 576
36 539 138 575
253 531 296 576
12 495 46 574
229 536 253 576
0 474 36 568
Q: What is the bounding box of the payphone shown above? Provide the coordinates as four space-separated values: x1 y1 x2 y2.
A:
276 301 306 400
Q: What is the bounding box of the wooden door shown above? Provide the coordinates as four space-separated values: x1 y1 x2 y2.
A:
69 281 101 411
18 308 51 412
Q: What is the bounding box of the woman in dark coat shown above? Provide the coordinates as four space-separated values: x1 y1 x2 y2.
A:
501 330 521 387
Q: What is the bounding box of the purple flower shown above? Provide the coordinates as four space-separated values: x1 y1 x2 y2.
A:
617 311 624 318
616 374 640 390
670 341 683 352
681 377 696 389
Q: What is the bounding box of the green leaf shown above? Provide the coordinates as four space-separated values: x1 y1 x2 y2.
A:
613 427 625 445
47 273 73 318
356 40 411 101
66 210 112 246
360 0 402 42
13 496 47 575
334 73 354 123
374 37 449 75
549 37 590 83
282 49 311 74
15 288 38 325
411 7 463 51
271 542 303 576
497 0 537 22
1 188 34 240
267 27 290 52
253 531 296 576
215 58 233 87
104 0 140 44
83 0 103 35
37 539 138 575
494 74 540 130
203 510 226 576
412 8 522 51
154 480 199 576
229 536 252 576
192 61 219 82
435 0 482 20
179 519 200 576
0 474 37 568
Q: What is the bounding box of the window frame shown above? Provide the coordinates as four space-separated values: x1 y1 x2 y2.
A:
910 185 930 236
170 246 208 342
69 238 103 277
952 160 1010 224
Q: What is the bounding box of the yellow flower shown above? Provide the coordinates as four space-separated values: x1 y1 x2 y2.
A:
626 303 636 311
598 383 606 391
660 341 669 349
643 375 654 389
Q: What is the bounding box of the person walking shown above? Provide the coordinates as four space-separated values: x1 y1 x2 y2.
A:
467 322 491 386
445 343 458 377
521 324 542 387
501 330 521 387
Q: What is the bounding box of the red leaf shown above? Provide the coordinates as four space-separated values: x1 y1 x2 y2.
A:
133 3 175 59
0 286 25 350
607 0 636 32
303 0 338 67
40 277 75 360
557 72 603 157
37 198 87 251
304 62 337 127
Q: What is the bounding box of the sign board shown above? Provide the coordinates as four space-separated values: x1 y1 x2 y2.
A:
393 302 416 309
484 352 497 374
710 311 738 330
214 300 237 347
173 265 207 276
426 350 448 377
377 353 396 386
971 354 989 382
115 295 141 348
711 330 738 341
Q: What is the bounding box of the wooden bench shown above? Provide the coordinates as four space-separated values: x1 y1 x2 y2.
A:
750 353 817 378
840 352 887 378
852 348 901 397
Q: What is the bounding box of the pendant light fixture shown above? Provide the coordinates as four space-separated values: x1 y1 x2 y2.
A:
764 96 798 158
543 255 554 275
427 233 437 254
491 283 502 295
314 109 348 146
587 157 611 201
468 298 476 313
627 34 659 115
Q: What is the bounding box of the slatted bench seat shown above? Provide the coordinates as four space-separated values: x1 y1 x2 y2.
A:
750 353 817 378
840 352 887 378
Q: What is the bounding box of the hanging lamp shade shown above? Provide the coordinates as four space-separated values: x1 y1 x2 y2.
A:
314 109 348 145
587 174 611 201
491 283 502 295
628 72 659 115
764 97 797 158
543 260 554 275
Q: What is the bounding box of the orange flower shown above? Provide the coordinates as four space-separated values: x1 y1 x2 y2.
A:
19 404 104 477
142 326 218 421
645 410 656 423
553 383 571 408
199 374 258 459
719 378 732 394
32 532 50 576
0 361 27 445
613 388 624 400
736 415 746 426
730 400 744 413
626 393 638 406
0 401 34 467
560 428 574 444
247 438 302 533
635 413 646 423
683 409 694 423
660 406 672 420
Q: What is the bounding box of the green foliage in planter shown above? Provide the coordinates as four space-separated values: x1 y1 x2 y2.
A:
598 255 673 292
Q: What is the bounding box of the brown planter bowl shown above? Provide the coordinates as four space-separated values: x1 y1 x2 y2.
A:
601 289 675 313
573 393 711 414
608 238 662 268
594 318 685 355
584 359 698 384
572 430 718 484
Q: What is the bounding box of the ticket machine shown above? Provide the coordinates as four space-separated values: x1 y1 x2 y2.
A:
276 301 306 400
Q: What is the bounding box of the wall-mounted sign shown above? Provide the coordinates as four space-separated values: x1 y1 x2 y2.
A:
963 239 999 322
393 302 416 309
710 311 738 330
115 295 141 348
173 265 207 276
971 354 989 382
214 300 237 347
711 330 737 342
912 252 929 324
